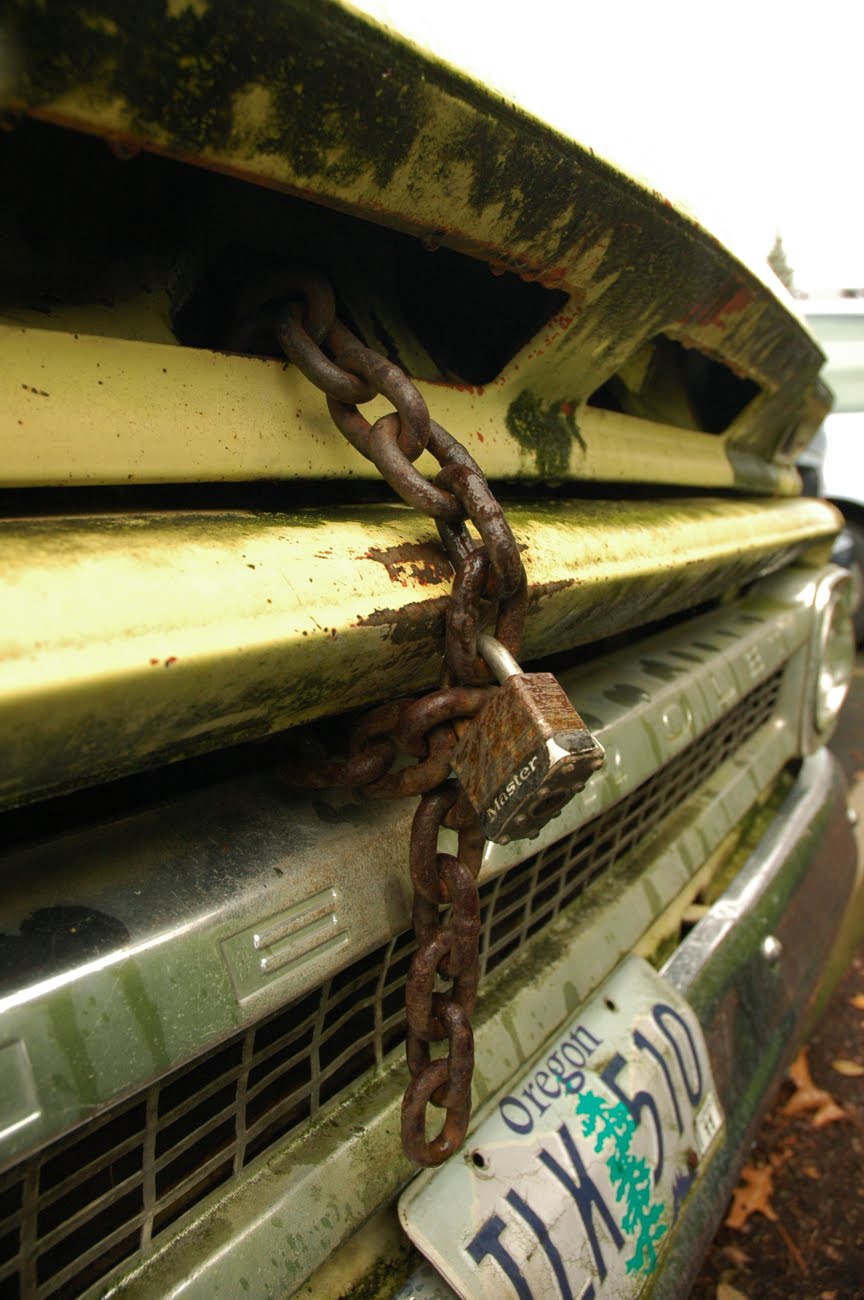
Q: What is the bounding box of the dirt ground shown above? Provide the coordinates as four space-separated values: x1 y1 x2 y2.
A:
692 660 864 1300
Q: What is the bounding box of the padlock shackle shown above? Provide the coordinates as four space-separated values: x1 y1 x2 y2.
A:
477 633 522 684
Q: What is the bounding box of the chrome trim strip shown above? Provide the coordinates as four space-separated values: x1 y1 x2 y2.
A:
663 748 838 996
646 751 858 1298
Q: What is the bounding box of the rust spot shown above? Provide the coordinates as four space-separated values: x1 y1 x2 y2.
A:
364 542 452 589
149 657 159 666
527 578 575 613
164 656 178 667
357 595 449 645
709 286 754 328
680 283 755 330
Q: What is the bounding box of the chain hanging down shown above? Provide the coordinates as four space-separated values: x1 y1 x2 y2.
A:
265 267 527 1166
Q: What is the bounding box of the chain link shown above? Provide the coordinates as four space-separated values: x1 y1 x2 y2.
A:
271 267 526 1165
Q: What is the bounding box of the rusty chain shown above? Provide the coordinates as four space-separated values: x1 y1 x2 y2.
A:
268 268 527 1165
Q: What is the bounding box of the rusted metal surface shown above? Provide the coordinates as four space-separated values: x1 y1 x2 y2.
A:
401 789 481 1166
274 265 534 1162
451 653 605 845
364 543 452 588
282 688 491 798
3 1 829 478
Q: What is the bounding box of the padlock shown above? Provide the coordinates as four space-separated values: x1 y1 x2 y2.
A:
451 635 605 844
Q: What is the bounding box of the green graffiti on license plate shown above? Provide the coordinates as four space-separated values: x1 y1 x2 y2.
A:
575 1089 668 1275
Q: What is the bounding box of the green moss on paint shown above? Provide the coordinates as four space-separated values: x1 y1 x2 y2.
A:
505 389 585 481
336 1248 416 1300
9 0 425 188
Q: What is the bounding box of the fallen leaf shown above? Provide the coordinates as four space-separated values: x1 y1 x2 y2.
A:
725 1162 777 1229
803 1164 820 1179
831 1058 864 1076
716 1285 749 1300
813 1100 847 1128
725 1153 806 1272
848 994 864 1011
782 1048 847 1125
784 1085 834 1116
788 1046 815 1090
820 1291 838 1299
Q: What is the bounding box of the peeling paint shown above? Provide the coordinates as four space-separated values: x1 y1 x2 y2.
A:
356 597 448 647
526 577 577 612
363 542 452 588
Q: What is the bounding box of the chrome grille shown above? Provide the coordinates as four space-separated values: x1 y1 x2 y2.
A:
0 667 783 1298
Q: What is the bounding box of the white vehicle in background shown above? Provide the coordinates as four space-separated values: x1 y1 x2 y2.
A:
801 299 864 641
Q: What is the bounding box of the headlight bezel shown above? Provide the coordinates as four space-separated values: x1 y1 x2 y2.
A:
803 566 855 752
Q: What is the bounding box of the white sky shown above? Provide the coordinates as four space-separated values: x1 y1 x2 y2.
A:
351 0 864 292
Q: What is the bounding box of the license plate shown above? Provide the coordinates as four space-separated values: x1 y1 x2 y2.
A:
399 956 723 1299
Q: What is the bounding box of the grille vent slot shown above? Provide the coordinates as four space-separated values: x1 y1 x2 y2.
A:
0 668 783 1298
587 333 761 433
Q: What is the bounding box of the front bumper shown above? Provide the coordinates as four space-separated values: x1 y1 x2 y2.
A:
392 748 860 1300
650 746 860 1298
